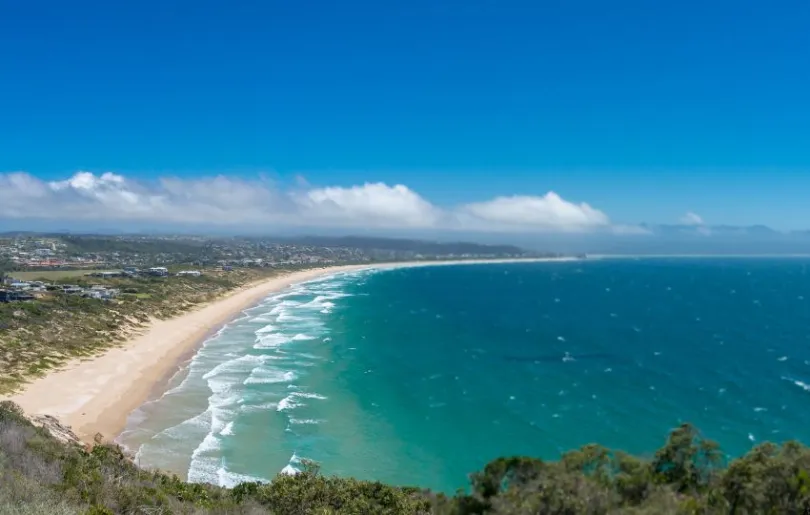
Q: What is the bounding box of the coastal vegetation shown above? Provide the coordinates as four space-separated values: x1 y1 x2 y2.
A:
0 268 281 393
1 401 808 514
8 270 117 281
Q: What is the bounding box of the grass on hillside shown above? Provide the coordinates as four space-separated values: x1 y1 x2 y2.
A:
9 270 102 281
0 268 280 393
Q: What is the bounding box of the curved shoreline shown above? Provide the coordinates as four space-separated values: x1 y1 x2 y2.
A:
5 258 573 444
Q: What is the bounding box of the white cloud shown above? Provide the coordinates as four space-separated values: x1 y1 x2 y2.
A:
680 211 704 225
0 171 626 234
0 172 288 225
458 192 610 232
294 183 441 228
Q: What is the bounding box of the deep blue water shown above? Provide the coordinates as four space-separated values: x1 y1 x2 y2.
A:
120 258 810 493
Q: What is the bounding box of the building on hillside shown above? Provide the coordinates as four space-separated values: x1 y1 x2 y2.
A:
89 271 123 278
0 290 34 302
82 288 119 300
176 270 202 277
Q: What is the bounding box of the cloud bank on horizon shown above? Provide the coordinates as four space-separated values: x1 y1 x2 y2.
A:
0 171 632 234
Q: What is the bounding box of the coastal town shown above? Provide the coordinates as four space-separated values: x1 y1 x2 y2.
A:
0 233 536 270
0 233 550 304
0 232 551 393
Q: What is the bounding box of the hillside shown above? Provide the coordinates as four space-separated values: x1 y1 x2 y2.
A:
0 268 280 393
1 401 809 514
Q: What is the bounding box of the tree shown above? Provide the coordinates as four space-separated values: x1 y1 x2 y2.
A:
651 423 723 493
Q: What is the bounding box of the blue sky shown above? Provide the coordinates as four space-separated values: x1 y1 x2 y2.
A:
2 0 810 232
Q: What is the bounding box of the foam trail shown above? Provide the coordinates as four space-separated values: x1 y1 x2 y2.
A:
276 391 327 412
243 368 297 385
277 395 301 412
290 418 323 425
255 323 277 334
166 271 359 486
217 467 268 488
254 333 291 349
783 376 810 392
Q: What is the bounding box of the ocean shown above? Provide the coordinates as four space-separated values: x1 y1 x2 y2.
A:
117 258 810 493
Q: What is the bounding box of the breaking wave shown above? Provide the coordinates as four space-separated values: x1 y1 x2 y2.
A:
116 269 375 487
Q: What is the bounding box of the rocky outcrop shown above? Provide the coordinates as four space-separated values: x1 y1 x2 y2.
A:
30 414 84 446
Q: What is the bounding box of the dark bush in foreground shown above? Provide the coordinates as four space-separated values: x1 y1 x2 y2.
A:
1 401 809 514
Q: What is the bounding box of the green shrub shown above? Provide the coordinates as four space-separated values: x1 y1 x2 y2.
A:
2 401 810 514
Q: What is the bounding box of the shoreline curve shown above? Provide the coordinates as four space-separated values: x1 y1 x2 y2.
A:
5 258 573 444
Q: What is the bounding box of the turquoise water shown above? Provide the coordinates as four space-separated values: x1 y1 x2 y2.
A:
118 258 810 493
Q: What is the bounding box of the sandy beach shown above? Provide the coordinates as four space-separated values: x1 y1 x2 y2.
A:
6 258 570 443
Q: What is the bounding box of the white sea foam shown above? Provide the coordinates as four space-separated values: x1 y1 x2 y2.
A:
188 454 221 484
783 376 810 392
158 370 194 398
155 273 359 486
243 368 297 385
159 409 212 440
253 333 291 349
309 295 337 305
276 395 301 411
277 391 327 412
290 418 323 425
277 311 303 322
280 464 300 475
217 467 267 488
277 395 301 412
294 352 322 360
240 402 279 413
202 354 269 381
280 452 303 475
295 392 327 400
191 433 221 459
255 323 277 334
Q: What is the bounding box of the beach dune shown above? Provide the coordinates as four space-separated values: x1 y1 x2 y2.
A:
6 265 370 442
